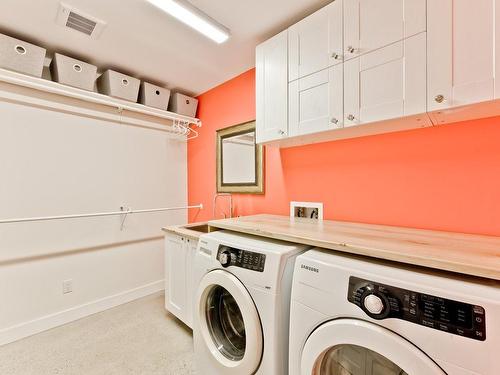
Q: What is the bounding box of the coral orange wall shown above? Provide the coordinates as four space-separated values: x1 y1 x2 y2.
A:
188 68 500 236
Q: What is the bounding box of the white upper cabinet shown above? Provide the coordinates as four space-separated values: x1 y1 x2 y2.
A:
427 0 500 112
255 0 499 146
344 33 427 126
343 0 426 60
289 65 343 136
288 0 343 81
256 30 289 143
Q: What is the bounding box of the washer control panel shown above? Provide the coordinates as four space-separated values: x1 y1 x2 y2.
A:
348 276 486 341
217 245 266 272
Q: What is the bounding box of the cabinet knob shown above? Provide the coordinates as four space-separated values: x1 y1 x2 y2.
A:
347 46 356 54
331 52 340 60
347 114 355 121
331 118 339 124
434 94 445 103
278 129 286 136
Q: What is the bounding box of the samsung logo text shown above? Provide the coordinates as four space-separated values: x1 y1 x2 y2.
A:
301 264 319 273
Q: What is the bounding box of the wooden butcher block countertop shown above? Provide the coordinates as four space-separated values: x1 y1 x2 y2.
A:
207 214 500 281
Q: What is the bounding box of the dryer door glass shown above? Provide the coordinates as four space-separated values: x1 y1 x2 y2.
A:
318 344 408 375
205 285 246 361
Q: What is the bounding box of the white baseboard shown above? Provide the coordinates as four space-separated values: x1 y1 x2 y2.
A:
0 280 164 347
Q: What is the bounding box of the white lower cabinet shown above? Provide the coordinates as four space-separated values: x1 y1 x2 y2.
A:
344 33 427 127
164 233 197 329
184 237 197 328
289 65 343 136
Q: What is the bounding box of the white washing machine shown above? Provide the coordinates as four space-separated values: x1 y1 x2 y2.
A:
290 249 500 375
192 230 309 375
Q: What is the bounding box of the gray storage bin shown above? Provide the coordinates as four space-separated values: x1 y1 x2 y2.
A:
169 92 198 117
139 82 170 110
50 53 97 91
97 70 140 102
0 34 46 77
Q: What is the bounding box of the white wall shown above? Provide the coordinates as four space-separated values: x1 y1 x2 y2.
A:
0 81 188 345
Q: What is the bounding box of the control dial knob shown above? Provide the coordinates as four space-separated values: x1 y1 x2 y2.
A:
359 289 390 319
363 294 385 315
219 250 236 267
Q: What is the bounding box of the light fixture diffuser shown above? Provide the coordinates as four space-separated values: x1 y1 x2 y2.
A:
147 0 230 44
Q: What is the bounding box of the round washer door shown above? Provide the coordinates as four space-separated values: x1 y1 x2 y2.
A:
196 270 263 375
301 319 446 375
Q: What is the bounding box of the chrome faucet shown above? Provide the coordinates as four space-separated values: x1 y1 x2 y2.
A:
213 193 233 219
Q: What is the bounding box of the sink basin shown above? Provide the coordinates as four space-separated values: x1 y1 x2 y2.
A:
185 224 210 233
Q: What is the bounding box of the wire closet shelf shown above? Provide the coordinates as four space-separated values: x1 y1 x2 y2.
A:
0 68 202 140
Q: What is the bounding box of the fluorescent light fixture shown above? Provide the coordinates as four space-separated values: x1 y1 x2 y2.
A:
147 0 230 43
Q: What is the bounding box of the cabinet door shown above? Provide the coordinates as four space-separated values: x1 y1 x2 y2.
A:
288 0 343 81
427 0 499 111
184 237 198 329
289 65 343 137
165 234 187 323
344 0 426 60
256 30 288 143
344 33 426 126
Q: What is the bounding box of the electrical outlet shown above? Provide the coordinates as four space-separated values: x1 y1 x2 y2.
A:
62 279 73 294
290 201 323 220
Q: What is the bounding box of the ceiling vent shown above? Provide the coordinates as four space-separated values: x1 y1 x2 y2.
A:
56 3 106 39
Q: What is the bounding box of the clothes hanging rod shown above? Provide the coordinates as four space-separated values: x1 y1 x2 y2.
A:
0 204 203 224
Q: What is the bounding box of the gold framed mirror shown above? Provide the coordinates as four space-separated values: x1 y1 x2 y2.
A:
216 120 264 194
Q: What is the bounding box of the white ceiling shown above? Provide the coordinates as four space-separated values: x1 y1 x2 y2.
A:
0 0 332 95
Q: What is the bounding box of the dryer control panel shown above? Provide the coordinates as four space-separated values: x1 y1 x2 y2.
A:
217 245 266 272
348 276 486 341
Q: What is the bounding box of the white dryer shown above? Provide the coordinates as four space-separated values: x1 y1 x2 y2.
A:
193 231 309 375
290 249 500 375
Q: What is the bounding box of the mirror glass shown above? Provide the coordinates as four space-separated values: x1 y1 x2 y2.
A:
216 121 264 194
222 131 256 184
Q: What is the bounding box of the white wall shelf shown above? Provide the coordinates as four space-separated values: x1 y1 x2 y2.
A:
0 67 202 128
